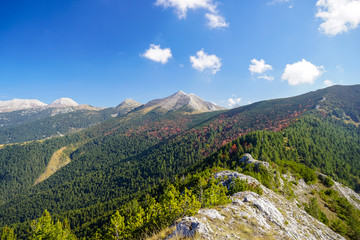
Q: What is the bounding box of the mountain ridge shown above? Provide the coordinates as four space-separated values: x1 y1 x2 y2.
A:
0 99 47 113
0 91 225 114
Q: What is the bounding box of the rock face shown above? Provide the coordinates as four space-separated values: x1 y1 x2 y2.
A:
143 91 225 113
239 153 270 168
168 171 345 240
0 99 47 113
333 181 360 210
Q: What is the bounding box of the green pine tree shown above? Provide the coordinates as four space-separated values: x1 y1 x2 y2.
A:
109 211 125 240
29 210 76 240
1 226 16 240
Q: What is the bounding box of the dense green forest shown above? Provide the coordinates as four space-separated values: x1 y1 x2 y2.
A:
2 120 359 239
0 136 81 205
283 114 360 190
0 109 223 226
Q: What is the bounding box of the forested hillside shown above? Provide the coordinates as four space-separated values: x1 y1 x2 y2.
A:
2 113 359 239
0 109 221 213
0 85 359 239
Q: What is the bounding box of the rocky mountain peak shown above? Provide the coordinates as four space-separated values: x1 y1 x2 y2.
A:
174 90 186 96
115 99 142 116
143 91 225 113
48 98 79 108
120 99 142 107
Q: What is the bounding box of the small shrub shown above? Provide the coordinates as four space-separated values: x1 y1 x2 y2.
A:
319 175 335 188
305 197 329 225
331 219 347 235
228 178 263 196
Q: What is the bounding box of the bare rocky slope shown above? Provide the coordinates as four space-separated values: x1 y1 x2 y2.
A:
165 171 355 240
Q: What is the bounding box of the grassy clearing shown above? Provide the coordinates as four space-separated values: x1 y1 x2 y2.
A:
34 144 76 184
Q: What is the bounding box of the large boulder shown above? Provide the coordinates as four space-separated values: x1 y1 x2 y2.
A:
167 216 213 240
239 153 270 168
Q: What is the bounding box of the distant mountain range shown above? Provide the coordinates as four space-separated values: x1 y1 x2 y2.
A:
0 99 47 113
0 91 225 144
0 97 78 113
0 91 224 114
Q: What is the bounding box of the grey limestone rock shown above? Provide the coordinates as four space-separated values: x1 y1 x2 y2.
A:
167 216 213 240
239 153 270 168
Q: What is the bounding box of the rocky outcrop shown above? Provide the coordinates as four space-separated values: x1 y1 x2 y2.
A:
239 153 270 168
317 173 360 210
167 171 345 240
333 181 360 210
214 170 263 190
167 216 214 240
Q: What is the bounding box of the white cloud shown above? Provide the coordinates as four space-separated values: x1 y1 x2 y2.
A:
227 97 242 108
142 44 172 64
190 49 222 74
267 0 290 5
282 59 324 85
249 59 273 74
155 0 215 18
316 0 360 36
258 75 275 81
324 79 334 86
249 59 274 81
267 0 293 8
336 65 344 72
155 0 228 29
205 13 229 29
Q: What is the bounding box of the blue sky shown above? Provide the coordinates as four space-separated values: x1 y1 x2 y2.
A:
1 0 359 107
